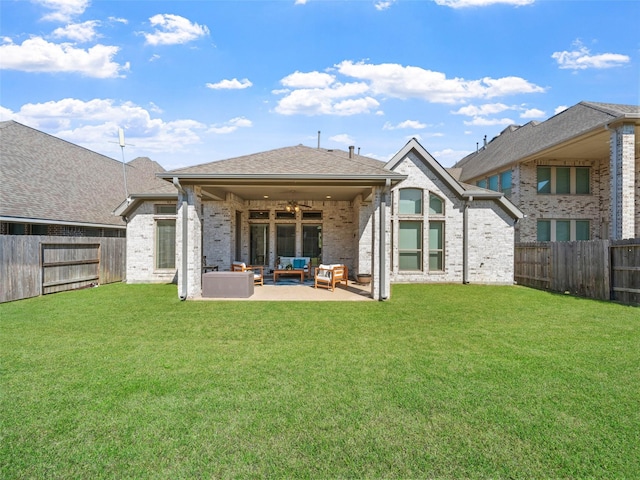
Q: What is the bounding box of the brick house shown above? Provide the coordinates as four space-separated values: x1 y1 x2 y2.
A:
0 120 170 237
117 139 523 300
453 102 640 242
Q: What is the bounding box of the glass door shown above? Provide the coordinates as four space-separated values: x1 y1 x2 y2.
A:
302 224 322 266
250 224 269 266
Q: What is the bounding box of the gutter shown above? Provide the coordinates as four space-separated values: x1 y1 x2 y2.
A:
173 177 188 301
378 179 390 301
463 199 470 284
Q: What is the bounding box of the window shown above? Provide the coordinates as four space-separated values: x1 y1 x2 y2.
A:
488 175 499 191
576 221 590 241
249 211 269 220
155 204 176 215
276 211 296 220
276 224 295 257
537 167 551 194
399 221 422 270
477 170 511 195
302 211 322 220
537 166 590 194
156 219 175 269
429 222 444 271
576 168 590 194
537 219 590 241
537 220 551 242
429 194 444 215
399 188 422 214
250 224 269 265
500 171 512 196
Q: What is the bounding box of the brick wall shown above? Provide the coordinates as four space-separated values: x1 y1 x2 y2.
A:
516 159 605 241
389 151 515 284
125 200 177 284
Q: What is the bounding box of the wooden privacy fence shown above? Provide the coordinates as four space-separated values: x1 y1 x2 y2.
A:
515 239 640 306
0 235 125 303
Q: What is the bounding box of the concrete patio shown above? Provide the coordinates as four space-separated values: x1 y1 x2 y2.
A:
198 276 374 301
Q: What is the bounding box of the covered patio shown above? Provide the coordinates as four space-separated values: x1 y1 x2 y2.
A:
160 145 406 301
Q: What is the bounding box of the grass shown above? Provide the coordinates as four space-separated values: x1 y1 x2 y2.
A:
1 283 639 479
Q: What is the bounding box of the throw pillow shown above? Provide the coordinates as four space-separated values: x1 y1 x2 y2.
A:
293 258 305 269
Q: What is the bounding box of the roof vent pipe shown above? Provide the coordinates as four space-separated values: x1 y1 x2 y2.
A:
317 131 321 149
483 135 487 148
349 145 355 158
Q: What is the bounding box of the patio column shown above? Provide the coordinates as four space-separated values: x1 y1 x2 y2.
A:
371 182 392 301
609 123 636 240
176 184 202 299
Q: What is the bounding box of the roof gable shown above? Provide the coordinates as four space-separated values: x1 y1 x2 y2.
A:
387 138 523 220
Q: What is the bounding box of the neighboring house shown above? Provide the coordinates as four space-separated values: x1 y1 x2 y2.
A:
117 139 523 300
0 120 168 237
453 101 640 242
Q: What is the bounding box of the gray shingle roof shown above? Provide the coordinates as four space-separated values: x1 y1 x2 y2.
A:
0 121 168 227
165 144 395 178
454 101 640 182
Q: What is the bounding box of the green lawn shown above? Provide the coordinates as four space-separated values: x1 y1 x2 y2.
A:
1 283 639 479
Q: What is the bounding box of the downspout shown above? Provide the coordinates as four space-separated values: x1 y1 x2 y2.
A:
379 179 390 300
173 177 188 301
463 198 471 284
609 125 618 239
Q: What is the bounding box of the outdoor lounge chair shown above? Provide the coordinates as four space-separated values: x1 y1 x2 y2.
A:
314 264 348 292
231 261 264 286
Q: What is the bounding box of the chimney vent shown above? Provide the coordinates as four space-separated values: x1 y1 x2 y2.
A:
348 145 355 158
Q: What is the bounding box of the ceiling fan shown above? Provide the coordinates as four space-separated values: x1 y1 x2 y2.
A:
283 200 311 212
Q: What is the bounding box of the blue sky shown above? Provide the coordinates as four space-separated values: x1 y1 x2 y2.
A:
1 0 638 170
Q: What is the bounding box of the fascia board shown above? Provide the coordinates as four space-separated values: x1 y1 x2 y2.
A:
0 215 126 230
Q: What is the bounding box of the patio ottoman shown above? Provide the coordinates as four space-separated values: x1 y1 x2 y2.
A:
202 271 254 298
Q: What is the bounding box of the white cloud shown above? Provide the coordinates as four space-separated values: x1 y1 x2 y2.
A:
375 1 396 11
463 116 514 126
434 0 534 8
329 134 355 145
0 36 128 78
206 78 253 90
554 105 569 115
0 98 209 160
294 0 308 4
452 103 510 116
274 61 544 117
281 71 335 88
108 17 128 25
383 120 428 130
552 40 630 70
335 61 545 104
274 79 376 116
51 20 101 42
208 117 253 134
34 0 89 22
520 108 545 119
434 148 473 167
143 14 210 46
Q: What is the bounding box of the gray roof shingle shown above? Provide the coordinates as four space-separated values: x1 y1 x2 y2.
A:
166 145 394 178
0 121 168 227
454 101 640 182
